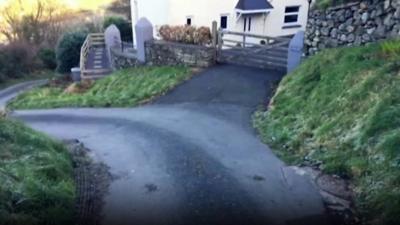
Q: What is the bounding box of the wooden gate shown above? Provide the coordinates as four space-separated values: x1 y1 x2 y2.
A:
216 30 291 71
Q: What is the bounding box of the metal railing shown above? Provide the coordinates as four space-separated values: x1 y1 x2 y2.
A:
112 39 135 54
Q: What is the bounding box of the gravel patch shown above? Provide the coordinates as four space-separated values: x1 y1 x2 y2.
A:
65 140 112 225
293 166 360 225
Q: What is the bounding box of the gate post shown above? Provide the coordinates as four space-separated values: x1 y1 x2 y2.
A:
135 17 153 63
287 31 305 73
212 21 218 62
212 21 218 48
104 25 121 69
218 29 223 50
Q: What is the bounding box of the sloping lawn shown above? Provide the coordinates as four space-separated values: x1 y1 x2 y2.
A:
254 39 400 224
0 118 75 225
9 66 191 109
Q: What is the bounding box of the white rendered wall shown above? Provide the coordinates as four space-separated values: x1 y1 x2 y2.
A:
168 0 237 29
131 0 170 40
131 0 310 40
266 0 310 37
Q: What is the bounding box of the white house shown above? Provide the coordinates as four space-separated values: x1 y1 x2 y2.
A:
131 0 311 40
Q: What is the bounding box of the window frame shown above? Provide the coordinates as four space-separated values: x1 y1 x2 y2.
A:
186 16 193 26
243 16 252 32
283 5 300 25
248 17 252 31
220 14 228 29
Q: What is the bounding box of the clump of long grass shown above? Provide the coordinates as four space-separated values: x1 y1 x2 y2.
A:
0 119 75 225
381 39 400 59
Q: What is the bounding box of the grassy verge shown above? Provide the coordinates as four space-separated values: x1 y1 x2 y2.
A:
9 66 192 109
253 39 400 224
0 71 56 90
0 118 75 225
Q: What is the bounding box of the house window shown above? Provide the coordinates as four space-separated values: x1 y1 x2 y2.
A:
285 6 300 13
248 17 252 31
284 6 300 24
186 17 192 26
220 16 228 29
243 17 252 32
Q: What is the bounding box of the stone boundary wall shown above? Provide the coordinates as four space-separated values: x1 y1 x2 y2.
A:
305 0 400 55
110 48 142 70
145 40 216 68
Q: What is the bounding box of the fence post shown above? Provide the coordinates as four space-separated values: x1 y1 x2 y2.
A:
211 21 218 62
217 28 223 59
212 21 218 48
287 31 305 73
135 17 153 63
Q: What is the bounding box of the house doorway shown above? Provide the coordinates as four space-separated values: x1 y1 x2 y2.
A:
243 16 252 32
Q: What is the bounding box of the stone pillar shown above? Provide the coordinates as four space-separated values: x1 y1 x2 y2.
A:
135 17 153 63
287 31 305 74
211 21 218 48
104 25 121 68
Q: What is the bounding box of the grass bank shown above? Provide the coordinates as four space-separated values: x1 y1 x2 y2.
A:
0 118 75 225
9 66 191 109
254 39 400 224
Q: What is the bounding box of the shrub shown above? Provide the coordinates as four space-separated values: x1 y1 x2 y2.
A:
0 41 38 81
56 30 88 73
159 25 211 45
103 16 132 42
38 48 57 70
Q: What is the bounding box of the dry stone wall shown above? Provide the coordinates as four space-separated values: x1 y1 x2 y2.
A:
305 0 400 55
110 48 142 70
145 40 216 68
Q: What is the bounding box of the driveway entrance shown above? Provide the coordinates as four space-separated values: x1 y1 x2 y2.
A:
13 65 330 225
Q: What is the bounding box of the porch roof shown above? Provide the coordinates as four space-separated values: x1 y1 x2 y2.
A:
235 0 273 12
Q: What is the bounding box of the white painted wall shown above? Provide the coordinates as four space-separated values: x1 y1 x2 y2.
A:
168 0 237 28
131 0 170 41
131 0 310 40
266 0 310 37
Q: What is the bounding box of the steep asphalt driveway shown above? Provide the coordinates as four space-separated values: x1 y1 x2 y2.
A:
11 65 330 225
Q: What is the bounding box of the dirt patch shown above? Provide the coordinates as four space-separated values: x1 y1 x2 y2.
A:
0 108 8 118
293 166 361 225
64 140 112 225
64 80 94 94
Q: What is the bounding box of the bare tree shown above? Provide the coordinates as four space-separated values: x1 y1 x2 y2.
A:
106 0 131 20
0 0 75 47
